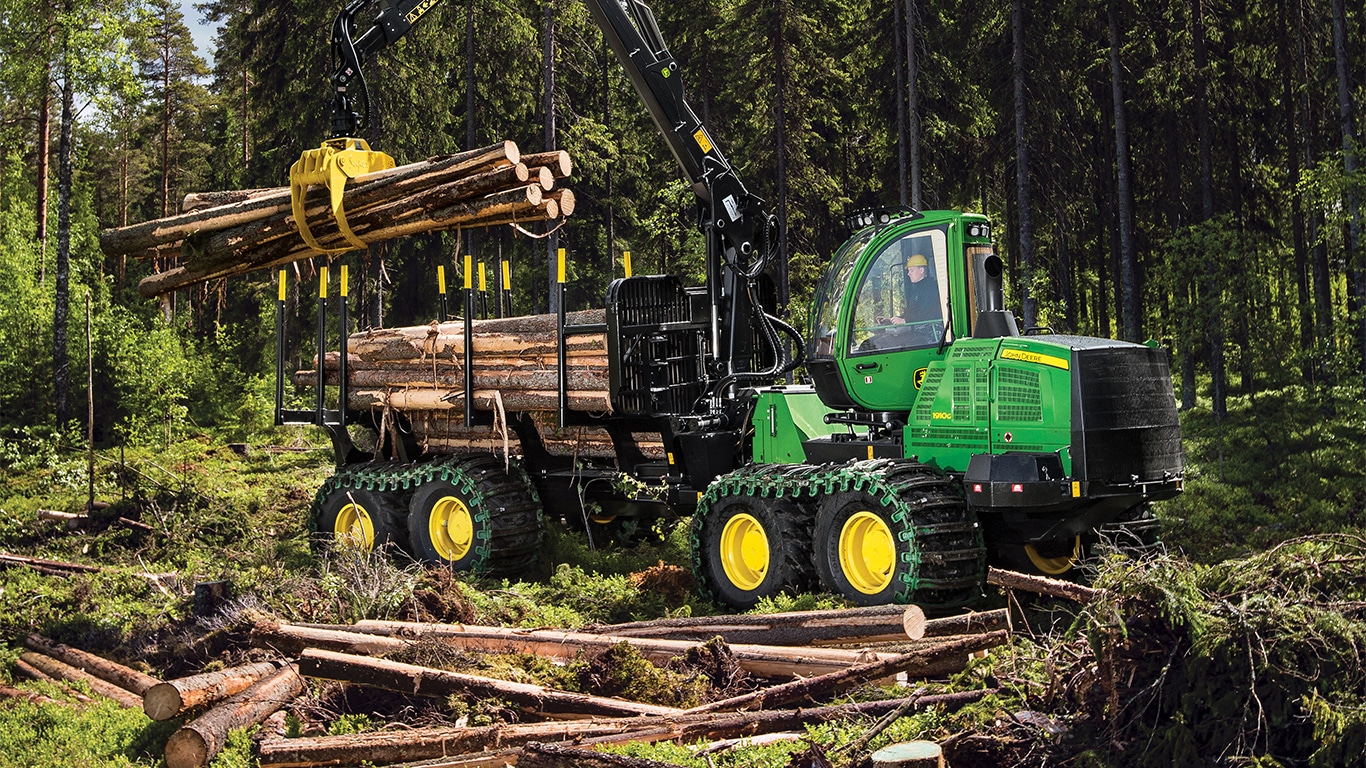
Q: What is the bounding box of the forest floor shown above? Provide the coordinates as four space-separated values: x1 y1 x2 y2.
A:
0 383 1363 767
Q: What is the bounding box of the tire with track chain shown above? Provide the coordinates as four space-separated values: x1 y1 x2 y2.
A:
812 459 984 607
407 454 544 575
313 465 410 554
690 464 822 609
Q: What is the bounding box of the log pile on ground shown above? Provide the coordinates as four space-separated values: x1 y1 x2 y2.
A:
97 143 575 298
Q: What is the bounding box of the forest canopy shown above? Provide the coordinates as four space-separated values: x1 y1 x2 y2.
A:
0 0 1361 441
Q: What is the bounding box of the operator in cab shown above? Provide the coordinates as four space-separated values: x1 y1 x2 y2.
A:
887 253 939 325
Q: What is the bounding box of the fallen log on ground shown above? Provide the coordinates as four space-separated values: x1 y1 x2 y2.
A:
143 660 285 721
687 631 1010 713
587 604 925 647
987 567 1100 603
519 742 691 768
164 664 303 768
0 683 63 706
12 657 93 703
17 652 143 709
23 634 160 696
337 620 904 678
298 648 683 719
256 689 994 767
0 551 103 575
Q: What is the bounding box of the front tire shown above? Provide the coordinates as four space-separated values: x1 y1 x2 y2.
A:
692 495 814 609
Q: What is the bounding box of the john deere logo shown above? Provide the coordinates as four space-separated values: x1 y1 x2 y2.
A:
913 367 928 389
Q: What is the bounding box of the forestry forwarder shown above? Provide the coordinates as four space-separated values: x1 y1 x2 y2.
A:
286 0 1184 609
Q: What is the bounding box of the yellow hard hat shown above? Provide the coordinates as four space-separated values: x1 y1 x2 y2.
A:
907 254 928 268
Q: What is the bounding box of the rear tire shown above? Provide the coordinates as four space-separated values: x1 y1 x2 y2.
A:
407 455 543 575
315 485 407 553
692 495 814 609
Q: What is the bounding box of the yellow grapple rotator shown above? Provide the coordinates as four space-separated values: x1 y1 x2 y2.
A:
289 137 395 255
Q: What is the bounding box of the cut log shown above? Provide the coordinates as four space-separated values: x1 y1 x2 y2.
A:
987 567 1101 603
349 388 612 414
546 188 576 217
297 648 682 719
23 634 160 696
105 143 519 258
181 187 278 213
519 742 691 768
163 664 304 768
915 608 1011 640
344 620 904 678
37 509 86 528
143 661 284 721
589 604 919 646
521 150 573 179
18 652 143 709
0 683 63 706
870 741 944 768
251 623 410 656
256 690 993 768
0 551 103 574
687 631 1010 713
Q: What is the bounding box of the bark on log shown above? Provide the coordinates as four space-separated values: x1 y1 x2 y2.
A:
987 567 1100 603
17 652 143 709
23 634 160 696
163 664 303 768
257 690 993 768
0 551 103 573
251 623 410 656
687 631 1009 713
519 742 690 768
12 657 92 702
348 388 612 414
297 648 682 719
181 188 278 213
143 661 284 721
346 620 902 678
297 364 610 392
521 150 573 179
588 604 920 647
916 608 1011 640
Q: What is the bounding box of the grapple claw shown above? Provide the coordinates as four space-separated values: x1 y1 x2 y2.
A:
288 137 396 254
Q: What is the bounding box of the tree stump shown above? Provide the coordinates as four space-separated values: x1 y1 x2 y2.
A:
870 741 944 768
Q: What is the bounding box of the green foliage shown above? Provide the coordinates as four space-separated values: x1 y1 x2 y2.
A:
0 695 168 767
316 544 420 623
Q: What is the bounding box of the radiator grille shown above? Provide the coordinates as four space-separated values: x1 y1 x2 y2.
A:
1073 346 1183 483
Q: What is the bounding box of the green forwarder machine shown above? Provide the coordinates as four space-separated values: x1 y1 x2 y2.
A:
293 0 1184 609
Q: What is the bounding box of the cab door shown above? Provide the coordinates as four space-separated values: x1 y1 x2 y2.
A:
837 224 953 411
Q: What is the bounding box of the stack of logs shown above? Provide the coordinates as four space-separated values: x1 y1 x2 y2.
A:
2 568 1096 768
293 309 666 458
97 142 574 299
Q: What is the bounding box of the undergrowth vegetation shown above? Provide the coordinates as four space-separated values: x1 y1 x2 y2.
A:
0 380 1361 766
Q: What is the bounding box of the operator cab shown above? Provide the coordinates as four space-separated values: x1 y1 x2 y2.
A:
807 209 1017 413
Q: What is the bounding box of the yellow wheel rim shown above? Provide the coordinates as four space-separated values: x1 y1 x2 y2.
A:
839 511 896 595
719 513 769 591
429 496 475 562
333 502 375 550
1025 536 1082 575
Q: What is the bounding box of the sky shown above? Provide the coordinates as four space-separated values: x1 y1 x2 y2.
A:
179 0 217 68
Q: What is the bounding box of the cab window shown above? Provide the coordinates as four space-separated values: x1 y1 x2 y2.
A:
848 227 949 354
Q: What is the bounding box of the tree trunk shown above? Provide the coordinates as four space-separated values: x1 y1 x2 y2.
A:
687 632 1008 713
906 0 921 209
54 34 74 425
895 0 907 207
22 634 159 696
18 652 142 709
143 661 284 721
1108 1 1139 342
297 648 683 719
164 665 304 768
36 57 51 265
1012 0 1035 328
543 0 558 316
1332 0 1363 383
1193 0 1226 417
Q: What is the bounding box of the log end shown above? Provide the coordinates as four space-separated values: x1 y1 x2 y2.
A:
143 682 185 721
870 741 944 768
902 605 927 641
164 728 210 768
